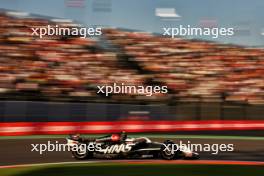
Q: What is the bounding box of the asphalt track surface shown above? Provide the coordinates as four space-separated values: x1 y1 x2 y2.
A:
1 137 264 166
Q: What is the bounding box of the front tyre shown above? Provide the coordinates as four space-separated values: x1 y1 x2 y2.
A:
190 152 200 160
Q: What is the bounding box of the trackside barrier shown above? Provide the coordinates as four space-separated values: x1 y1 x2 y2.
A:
1 101 264 122
1 120 264 136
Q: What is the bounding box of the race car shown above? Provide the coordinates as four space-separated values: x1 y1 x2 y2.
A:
66 132 199 160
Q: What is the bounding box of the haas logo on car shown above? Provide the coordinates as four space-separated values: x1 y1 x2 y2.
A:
102 144 133 154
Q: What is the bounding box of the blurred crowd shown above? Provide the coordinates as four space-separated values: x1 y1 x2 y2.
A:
0 11 264 104
0 12 158 103
103 29 264 104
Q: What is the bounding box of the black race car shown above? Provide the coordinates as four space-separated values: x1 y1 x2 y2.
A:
66 133 199 160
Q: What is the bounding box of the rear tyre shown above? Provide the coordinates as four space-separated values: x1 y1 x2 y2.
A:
71 144 92 160
160 140 176 160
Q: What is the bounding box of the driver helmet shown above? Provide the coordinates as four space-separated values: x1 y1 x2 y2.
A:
120 131 127 140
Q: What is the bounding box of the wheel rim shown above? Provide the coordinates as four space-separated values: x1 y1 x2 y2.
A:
76 145 87 156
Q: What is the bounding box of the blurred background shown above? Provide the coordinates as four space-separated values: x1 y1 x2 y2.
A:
0 1 264 173
0 0 264 123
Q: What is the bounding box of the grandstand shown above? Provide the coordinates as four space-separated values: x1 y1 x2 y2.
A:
0 10 264 106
